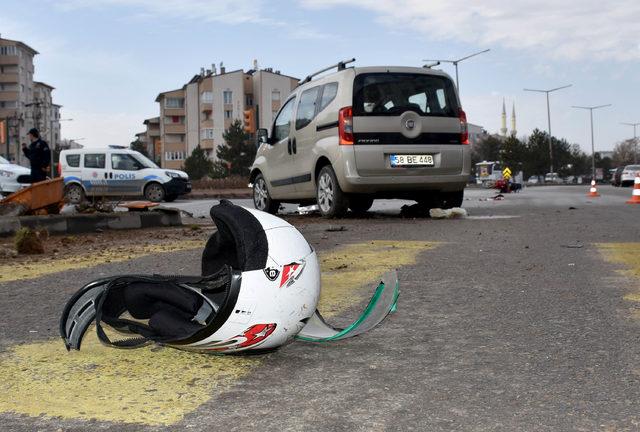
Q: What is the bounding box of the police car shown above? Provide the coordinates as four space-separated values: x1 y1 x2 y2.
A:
60 148 191 203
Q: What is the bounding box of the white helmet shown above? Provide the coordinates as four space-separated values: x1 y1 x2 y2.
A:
60 200 320 353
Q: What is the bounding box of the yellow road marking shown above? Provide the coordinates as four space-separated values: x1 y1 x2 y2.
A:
0 240 204 283
598 243 640 303
0 241 436 426
319 240 437 317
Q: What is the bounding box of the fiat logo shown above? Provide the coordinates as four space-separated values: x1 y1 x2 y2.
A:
405 119 415 130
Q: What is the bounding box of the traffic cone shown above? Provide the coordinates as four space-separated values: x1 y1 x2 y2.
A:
587 180 600 197
626 174 640 204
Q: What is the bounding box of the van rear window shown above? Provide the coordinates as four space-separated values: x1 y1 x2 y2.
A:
353 73 459 117
66 154 80 167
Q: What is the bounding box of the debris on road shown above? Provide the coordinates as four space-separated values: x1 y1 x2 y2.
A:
297 204 319 215
326 225 348 232
118 201 160 211
0 178 64 216
399 203 428 218
562 243 584 249
429 207 468 219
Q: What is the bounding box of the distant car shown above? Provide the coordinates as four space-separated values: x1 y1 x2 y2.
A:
0 155 30 196
611 167 624 186
527 176 540 185
544 172 562 184
60 148 191 203
621 165 640 186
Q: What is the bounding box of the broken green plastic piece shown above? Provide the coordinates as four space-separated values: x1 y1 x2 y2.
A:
295 270 399 343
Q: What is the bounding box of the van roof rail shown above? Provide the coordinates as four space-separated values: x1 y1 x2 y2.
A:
300 58 356 84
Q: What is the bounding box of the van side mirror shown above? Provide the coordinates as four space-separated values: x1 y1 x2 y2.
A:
257 128 269 146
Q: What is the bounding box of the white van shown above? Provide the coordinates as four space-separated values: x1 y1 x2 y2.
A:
60 148 191 203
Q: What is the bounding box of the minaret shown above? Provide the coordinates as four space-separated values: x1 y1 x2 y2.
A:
510 102 517 137
500 98 507 136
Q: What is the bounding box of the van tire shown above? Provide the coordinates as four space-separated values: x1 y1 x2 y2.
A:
253 173 280 214
349 195 374 214
144 182 165 202
317 165 348 218
64 183 85 204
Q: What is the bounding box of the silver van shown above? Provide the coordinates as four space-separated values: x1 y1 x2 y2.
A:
250 60 471 217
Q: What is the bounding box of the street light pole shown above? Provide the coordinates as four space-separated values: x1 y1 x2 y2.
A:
572 104 612 181
422 49 490 93
524 84 572 174
621 122 640 164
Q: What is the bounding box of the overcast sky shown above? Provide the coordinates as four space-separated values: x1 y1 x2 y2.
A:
2 0 639 151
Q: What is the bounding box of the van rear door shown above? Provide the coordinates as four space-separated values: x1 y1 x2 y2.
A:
351 72 464 177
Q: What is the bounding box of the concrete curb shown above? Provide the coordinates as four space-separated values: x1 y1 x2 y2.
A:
0 208 182 236
186 190 252 200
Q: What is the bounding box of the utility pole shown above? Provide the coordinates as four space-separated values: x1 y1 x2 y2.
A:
621 122 639 164
524 84 572 174
422 49 490 93
572 104 612 181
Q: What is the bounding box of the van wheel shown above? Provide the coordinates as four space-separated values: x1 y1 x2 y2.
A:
440 190 464 209
349 195 374 214
317 165 348 218
253 174 279 214
65 183 85 204
144 182 165 202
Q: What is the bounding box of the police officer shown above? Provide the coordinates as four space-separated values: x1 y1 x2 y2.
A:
22 128 51 183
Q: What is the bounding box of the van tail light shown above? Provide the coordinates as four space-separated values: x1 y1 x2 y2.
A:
459 108 469 144
338 106 354 145
57 160 62 177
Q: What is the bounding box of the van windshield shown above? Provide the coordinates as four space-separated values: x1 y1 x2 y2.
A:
353 73 459 117
0 156 9 164
133 153 159 168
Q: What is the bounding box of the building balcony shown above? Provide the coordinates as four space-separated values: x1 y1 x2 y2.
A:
200 119 213 128
0 74 19 83
0 91 18 101
0 56 19 66
163 108 185 117
148 129 160 137
164 124 185 134
201 102 213 112
200 138 214 150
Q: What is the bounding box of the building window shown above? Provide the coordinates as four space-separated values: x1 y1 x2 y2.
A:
0 101 17 109
0 46 18 56
201 128 214 139
165 97 185 108
245 94 253 106
223 90 232 104
164 116 184 124
224 110 233 119
201 91 213 103
272 90 280 101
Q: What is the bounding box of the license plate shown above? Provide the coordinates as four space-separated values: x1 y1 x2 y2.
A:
390 154 434 167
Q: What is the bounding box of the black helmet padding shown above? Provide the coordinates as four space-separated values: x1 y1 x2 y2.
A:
202 200 269 276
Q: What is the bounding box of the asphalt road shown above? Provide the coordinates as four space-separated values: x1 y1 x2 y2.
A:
1 185 639 431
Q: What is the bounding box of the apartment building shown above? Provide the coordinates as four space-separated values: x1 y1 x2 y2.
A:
143 117 161 162
155 88 187 170
154 63 298 169
0 35 60 164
